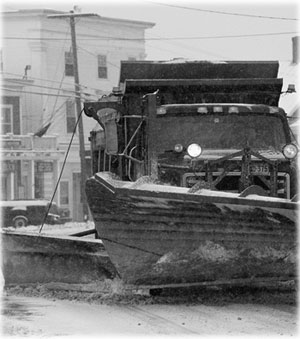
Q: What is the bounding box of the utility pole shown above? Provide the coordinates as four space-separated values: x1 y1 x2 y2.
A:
48 11 98 220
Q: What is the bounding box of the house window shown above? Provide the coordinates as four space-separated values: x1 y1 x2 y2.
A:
65 51 74 76
1 105 13 134
66 100 76 133
97 55 107 79
60 181 69 205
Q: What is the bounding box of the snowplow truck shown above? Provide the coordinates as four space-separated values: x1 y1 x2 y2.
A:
84 60 298 200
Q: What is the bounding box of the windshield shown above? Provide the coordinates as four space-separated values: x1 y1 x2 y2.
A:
153 114 287 151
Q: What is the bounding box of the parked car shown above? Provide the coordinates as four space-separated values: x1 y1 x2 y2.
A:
0 199 67 227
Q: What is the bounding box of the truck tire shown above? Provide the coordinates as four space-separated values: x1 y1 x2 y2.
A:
13 216 28 228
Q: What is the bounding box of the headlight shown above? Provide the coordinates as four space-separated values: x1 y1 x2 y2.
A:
174 144 183 153
282 143 298 159
187 143 202 158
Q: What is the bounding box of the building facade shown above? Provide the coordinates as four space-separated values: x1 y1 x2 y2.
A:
1 9 154 220
279 36 300 140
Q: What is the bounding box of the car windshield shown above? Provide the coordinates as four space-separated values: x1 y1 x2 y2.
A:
153 114 287 151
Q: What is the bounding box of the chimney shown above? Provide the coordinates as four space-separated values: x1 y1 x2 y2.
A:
292 36 299 64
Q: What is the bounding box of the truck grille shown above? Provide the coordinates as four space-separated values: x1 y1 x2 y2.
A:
182 172 290 198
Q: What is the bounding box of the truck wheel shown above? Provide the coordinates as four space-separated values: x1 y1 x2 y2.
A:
13 216 28 228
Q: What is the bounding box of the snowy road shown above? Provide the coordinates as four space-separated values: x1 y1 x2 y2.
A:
2 291 297 337
1 223 298 337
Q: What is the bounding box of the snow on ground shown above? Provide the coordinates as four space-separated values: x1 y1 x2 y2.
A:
1 286 298 337
2 220 96 237
1 220 298 337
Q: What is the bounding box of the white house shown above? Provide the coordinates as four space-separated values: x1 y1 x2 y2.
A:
1 9 154 220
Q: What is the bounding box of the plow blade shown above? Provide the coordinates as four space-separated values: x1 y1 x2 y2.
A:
1 230 117 285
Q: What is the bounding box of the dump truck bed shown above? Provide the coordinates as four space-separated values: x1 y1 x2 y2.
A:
119 60 280 82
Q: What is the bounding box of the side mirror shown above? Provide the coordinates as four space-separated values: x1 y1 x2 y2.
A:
96 108 119 155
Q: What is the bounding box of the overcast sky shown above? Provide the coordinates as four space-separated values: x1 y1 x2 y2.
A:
1 0 299 61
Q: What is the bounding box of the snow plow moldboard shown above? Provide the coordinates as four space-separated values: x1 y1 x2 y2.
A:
1 231 117 285
85 172 298 288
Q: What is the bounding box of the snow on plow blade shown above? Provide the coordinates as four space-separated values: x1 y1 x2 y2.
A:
1 230 117 285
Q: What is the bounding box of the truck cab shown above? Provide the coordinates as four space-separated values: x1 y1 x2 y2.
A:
84 60 298 199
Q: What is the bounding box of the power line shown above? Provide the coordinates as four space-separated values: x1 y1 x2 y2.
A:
45 100 67 125
77 21 232 59
76 20 297 59
2 35 144 41
78 21 229 60
147 1 299 21
44 26 71 117
27 101 66 128
146 31 229 59
3 78 99 102
1 86 82 99
47 72 66 124
3 31 299 41
77 45 121 70
2 71 67 85
2 71 101 94
6 78 84 95
146 31 300 40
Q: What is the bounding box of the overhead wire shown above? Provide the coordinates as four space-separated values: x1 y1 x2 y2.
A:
76 19 229 60
3 6 297 130
2 71 77 87
0 86 95 127
144 37 227 59
146 1 299 21
76 10 297 61
44 26 71 123
2 71 100 93
47 72 66 126
2 71 101 96
4 78 81 95
77 45 121 70
3 31 299 41
145 31 229 59
20 81 31 131
1 86 82 99
76 14 297 59
44 100 67 126
2 76 99 126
